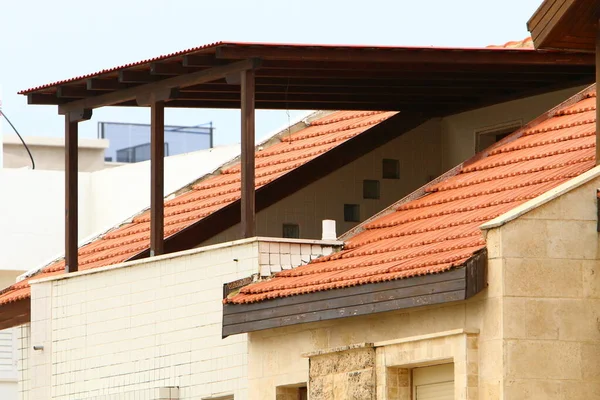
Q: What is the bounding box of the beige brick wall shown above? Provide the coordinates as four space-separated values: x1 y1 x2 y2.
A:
492 176 600 399
23 238 340 400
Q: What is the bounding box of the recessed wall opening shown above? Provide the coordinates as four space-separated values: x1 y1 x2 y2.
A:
276 384 307 400
363 179 381 199
475 120 522 152
282 223 300 239
382 158 400 179
344 204 360 222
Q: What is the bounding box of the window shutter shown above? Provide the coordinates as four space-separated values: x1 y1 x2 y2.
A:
413 363 454 400
0 328 17 380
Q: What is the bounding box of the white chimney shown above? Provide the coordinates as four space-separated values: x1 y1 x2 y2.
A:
321 219 337 241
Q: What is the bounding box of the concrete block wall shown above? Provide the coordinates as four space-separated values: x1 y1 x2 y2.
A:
23 237 341 400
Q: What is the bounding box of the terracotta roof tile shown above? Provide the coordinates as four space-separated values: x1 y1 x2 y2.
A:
0 111 396 306
226 87 597 304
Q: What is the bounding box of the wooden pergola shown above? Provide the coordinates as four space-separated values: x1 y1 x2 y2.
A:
20 41 596 273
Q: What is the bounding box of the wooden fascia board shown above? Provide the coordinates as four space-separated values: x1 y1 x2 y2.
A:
0 298 31 330
222 249 487 337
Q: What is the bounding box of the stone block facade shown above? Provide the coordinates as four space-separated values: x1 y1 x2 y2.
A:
246 175 600 399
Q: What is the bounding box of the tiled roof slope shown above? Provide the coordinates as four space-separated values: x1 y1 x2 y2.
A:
226 87 597 304
0 111 396 305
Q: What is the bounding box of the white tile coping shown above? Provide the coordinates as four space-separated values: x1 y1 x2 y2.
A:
480 164 600 230
29 236 343 285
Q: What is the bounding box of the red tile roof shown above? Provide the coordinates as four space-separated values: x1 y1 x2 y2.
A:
0 111 396 305
226 86 597 304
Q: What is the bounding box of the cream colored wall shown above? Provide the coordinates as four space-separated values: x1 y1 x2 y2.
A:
3 135 108 172
204 119 444 245
488 175 600 399
440 86 585 171
22 238 340 400
247 269 503 400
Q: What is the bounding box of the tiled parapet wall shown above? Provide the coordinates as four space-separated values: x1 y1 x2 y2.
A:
256 237 343 278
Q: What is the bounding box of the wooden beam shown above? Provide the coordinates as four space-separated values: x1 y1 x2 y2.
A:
119 70 159 83
150 100 165 256
64 109 92 273
57 86 98 99
183 55 226 67
87 78 128 91
215 44 595 66
240 68 256 238
150 62 190 76
27 93 66 105
59 58 261 114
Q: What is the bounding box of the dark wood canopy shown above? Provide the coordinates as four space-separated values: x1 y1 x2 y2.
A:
528 0 599 51
22 42 595 115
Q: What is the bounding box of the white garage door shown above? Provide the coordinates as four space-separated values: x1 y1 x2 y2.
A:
413 363 454 400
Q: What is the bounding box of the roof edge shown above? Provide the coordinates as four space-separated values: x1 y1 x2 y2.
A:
480 164 600 231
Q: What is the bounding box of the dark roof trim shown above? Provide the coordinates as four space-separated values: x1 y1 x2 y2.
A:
0 298 30 331
20 41 595 112
527 0 598 52
222 249 487 337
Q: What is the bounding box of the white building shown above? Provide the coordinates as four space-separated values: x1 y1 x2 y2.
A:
0 135 239 399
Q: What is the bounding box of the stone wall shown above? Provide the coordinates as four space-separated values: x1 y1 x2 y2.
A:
307 344 376 400
488 175 600 399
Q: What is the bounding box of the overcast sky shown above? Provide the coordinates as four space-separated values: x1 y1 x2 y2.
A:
0 0 543 147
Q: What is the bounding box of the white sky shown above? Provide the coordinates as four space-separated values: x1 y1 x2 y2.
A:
0 0 543 146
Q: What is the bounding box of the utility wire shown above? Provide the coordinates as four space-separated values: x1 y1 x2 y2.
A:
0 108 35 169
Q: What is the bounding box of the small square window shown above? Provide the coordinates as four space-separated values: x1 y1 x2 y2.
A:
282 224 300 239
363 180 380 199
382 159 400 179
344 204 360 222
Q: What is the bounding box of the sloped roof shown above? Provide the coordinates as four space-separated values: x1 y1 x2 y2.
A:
0 110 396 306
226 85 597 304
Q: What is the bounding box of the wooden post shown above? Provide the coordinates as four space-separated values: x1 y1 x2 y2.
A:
65 109 91 273
596 18 600 165
150 100 165 256
241 69 256 238
65 116 78 273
